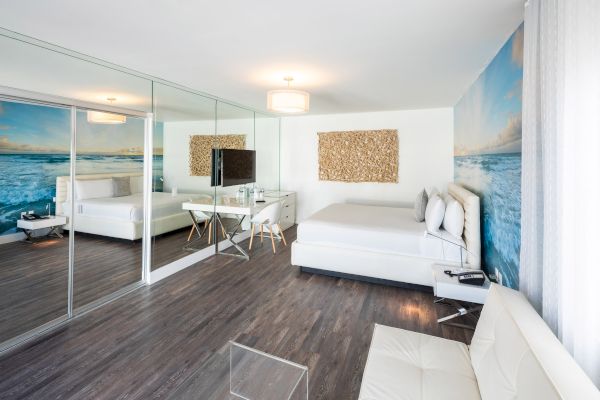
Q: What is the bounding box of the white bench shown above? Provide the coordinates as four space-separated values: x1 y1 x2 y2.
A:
359 283 599 400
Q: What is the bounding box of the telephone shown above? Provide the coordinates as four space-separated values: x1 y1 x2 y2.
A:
22 213 44 221
444 270 486 286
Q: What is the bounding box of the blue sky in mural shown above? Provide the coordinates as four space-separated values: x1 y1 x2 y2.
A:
454 24 524 289
455 24 523 156
0 101 163 154
0 101 70 153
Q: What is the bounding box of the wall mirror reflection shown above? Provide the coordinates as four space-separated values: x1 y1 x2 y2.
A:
0 98 70 343
71 109 146 311
151 83 217 270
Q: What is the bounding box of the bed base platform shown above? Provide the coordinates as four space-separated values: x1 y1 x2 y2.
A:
299 266 433 293
291 240 462 289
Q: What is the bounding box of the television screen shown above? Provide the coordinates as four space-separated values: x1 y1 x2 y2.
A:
222 149 256 187
210 148 222 187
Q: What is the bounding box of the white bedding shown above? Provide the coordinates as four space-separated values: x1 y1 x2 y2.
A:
297 203 467 263
62 192 209 222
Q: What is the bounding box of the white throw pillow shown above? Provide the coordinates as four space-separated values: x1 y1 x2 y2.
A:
75 179 114 200
414 189 428 222
443 195 465 238
130 176 144 194
425 194 446 232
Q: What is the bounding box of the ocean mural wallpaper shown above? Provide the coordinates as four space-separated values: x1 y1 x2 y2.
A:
0 100 163 236
454 24 523 289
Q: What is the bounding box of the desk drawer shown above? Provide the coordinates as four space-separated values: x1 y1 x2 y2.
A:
280 203 295 230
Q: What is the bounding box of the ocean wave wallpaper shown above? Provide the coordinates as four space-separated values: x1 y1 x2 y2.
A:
454 24 523 289
0 100 163 236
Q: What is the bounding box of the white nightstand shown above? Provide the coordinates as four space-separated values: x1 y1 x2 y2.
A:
432 264 491 328
17 215 67 242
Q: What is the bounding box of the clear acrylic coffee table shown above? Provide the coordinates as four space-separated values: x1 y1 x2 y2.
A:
229 341 308 400
166 341 308 400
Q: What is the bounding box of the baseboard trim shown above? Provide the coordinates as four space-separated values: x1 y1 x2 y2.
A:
300 266 433 293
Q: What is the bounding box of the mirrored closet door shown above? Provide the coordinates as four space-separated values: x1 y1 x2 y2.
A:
72 108 147 311
0 98 71 345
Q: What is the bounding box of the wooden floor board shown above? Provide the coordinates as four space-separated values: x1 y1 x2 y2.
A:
0 225 474 400
0 227 212 343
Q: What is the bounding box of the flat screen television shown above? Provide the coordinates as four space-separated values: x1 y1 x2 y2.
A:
211 149 256 187
210 148 221 187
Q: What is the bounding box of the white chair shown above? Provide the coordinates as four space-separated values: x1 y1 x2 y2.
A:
248 201 287 254
187 211 226 244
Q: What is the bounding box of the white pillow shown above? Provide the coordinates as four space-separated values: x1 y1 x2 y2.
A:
75 179 114 200
130 176 144 194
443 195 465 238
425 194 446 232
414 189 428 222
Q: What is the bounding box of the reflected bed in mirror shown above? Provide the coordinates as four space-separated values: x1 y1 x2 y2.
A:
57 173 209 240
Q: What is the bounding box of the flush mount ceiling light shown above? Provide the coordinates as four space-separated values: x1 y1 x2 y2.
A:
267 76 310 114
87 97 127 124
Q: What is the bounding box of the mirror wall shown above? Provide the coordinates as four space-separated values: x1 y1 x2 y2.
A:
73 111 146 310
151 82 217 270
0 99 71 344
0 28 280 351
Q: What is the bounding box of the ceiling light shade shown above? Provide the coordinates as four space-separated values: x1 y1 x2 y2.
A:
86 110 127 124
267 77 309 113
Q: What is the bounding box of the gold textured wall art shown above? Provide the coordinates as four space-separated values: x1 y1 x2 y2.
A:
318 129 398 183
189 134 246 176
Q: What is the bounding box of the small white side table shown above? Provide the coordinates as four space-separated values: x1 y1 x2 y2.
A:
17 215 67 242
432 264 491 329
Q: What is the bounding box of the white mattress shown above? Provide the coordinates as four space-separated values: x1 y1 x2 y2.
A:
62 192 209 222
297 203 467 263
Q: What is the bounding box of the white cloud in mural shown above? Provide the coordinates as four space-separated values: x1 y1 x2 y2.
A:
0 134 69 153
512 27 524 67
455 115 522 156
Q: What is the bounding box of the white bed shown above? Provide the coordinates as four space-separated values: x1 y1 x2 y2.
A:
291 183 481 288
56 173 209 240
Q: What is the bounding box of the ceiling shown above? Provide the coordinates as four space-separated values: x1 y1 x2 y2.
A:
0 0 523 115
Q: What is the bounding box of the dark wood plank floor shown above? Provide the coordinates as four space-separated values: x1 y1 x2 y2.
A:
0 227 211 343
0 226 473 400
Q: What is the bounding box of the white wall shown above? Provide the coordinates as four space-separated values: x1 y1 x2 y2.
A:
163 117 279 194
280 108 454 221
163 120 214 193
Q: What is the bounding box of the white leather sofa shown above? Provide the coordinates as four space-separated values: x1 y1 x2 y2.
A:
359 284 600 400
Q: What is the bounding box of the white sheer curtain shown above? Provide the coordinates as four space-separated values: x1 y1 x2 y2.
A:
520 0 600 387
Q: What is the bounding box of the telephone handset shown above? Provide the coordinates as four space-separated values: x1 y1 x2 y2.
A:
444 270 486 286
22 213 44 221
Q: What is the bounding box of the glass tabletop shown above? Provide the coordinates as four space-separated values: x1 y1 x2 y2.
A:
167 341 308 400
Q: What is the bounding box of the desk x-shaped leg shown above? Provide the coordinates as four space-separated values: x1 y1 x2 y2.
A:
215 213 249 260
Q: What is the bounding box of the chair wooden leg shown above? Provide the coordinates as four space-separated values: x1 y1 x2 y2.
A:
278 224 287 246
269 225 276 254
187 225 195 242
260 225 264 243
221 221 227 239
249 223 255 250
208 221 213 245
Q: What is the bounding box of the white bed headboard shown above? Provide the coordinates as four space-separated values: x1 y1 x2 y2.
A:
55 172 143 215
448 183 481 267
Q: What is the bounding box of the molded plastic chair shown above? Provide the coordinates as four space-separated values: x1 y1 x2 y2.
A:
248 201 287 254
187 211 226 244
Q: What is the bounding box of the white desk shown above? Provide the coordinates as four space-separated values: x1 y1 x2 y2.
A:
182 196 279 259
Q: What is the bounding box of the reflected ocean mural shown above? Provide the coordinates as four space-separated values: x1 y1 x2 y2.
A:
454 24 524 289
0 101 163 235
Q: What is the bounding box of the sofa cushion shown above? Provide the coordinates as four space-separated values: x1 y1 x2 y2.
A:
359 324 481 400
470 284 600 400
